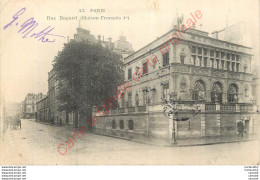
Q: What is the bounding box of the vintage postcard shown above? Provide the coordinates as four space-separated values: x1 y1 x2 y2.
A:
0 0 259 165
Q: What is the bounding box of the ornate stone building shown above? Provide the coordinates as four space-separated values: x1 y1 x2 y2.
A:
22 93 45 118
36 27 134 127
93 24 259 141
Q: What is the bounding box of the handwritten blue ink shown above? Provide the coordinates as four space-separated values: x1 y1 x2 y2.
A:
4 8 65 43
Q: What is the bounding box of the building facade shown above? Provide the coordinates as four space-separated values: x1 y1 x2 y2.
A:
93 24 259 141
22 93 45 118
37 27 134 127
5 102 21 118
36 96 48 122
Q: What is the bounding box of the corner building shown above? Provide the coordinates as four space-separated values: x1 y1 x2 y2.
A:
93 25 259 141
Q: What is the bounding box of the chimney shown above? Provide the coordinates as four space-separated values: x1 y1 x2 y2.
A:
97 35 101 42
212 31 219 39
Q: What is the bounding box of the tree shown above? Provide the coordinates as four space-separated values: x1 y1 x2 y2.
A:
53 41 124 126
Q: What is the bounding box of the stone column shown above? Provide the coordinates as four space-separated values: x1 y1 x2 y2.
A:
216 113 221 135
168 115 173 142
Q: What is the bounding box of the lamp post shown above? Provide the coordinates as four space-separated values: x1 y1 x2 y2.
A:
169 93 178 145
172 124 177 144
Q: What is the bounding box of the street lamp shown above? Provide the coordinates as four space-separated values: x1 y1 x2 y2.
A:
172 124 177 144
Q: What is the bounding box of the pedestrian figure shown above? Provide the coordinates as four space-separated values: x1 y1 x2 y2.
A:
237 119 244 139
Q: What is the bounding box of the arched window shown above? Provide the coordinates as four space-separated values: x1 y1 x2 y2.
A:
192 80 206 101
119 120 124 129
112 120 116 129
135 93 139 106
227 84 238 102
128 120 134 130
211 82 223 103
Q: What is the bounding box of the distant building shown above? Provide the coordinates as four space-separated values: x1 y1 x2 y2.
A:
22 93 45 118
5 102 21 118
48 69 58 124
71 26 134 57
73 27 97 43
113 35 135 58
36 96 48 122
39 27 134 127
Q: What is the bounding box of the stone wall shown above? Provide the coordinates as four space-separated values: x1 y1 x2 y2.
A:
93 105 259 141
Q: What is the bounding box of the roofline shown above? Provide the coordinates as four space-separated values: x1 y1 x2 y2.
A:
125 27 252 60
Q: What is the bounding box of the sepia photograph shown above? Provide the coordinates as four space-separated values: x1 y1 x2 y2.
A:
0 0 259 167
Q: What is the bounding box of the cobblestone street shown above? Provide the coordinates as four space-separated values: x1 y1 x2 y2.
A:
1 119 259 165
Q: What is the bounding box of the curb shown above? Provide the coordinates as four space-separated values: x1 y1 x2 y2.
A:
92 132 259 147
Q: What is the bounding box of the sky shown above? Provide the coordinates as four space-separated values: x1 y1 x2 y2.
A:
1 0 259 103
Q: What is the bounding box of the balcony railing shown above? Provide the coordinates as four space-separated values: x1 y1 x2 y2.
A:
220 104 236 111
205 104 216 111
239 104 254 112
92 102 256 117
138 106 146 112
128 107 135 113
119 108 125 114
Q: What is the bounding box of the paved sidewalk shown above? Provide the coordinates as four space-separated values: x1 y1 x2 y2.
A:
35 119 259 147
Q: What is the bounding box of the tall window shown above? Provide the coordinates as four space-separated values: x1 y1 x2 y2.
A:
203 48 207 56
198 47 202 55
192 55 196 65
211 58 214 68
143 62 148 74
221 60 225 70
227 62 230 71
232 54 235 61
128 93 132 107
163 83 169 102
216 51 220 58
227 84 238 103
112 120 116 129
128 120 134 130
245 88 249 97
236 55 240 61
227 53 230 60
128 68 132 80
135 93 139 106
211 82 223 103
204 57 207 67
244 65 247 73
163 52 169 66
192 80 206 101
121 93 125 107
221 52 225 59
119 120 124 129
180 56 185 64
210 50 214 57
143 89 148 105
191 46 196 53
